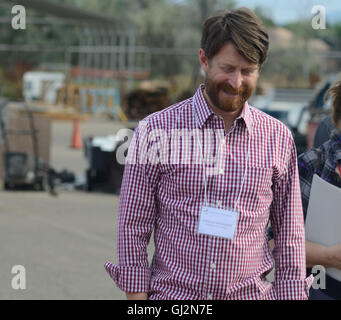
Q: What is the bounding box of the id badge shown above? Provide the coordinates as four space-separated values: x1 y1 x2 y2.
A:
198 205 239 239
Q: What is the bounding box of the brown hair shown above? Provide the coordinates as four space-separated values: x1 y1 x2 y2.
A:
327 80 341 130
201 7 269 67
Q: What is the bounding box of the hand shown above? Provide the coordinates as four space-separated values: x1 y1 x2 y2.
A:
328 244 341 269
126 292 148 300
268 239 275 252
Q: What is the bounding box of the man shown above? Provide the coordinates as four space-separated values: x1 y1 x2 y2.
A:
105 7 313 300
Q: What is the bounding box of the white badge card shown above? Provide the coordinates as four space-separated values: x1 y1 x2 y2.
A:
198 206 239 239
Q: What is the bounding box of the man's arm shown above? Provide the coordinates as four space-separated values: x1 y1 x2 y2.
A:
306 241 341 269
270 133 313 300
105 121 159 297
126 292 148 300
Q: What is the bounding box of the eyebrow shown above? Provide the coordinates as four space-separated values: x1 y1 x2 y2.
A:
218 63 235 68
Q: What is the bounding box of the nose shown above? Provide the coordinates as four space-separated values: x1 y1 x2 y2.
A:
228 70 242 90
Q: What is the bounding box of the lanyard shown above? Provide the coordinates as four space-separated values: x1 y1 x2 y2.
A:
194 109 252 211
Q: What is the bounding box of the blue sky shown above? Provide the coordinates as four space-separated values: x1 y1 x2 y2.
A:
235 0 341 24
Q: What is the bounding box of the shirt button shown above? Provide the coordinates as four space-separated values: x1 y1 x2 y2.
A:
210 263 216 269
207 294 213 300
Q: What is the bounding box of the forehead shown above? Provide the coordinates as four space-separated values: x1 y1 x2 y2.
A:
211 42 258 69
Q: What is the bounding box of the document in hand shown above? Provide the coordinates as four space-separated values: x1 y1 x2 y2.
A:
305 174 341 281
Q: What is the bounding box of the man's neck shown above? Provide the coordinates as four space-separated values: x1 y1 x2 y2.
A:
203 90 244 132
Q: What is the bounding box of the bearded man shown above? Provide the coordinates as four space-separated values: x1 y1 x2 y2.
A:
105 7 313 300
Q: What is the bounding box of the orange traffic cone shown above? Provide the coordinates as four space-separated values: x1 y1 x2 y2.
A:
70 119 83 149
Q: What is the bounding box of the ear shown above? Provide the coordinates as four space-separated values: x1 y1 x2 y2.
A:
199 49 209 73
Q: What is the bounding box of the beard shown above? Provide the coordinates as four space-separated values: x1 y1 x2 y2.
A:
204 76 254 113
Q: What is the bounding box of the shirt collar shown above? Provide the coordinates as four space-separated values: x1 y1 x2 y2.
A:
193 84 252 133
192 84 214 128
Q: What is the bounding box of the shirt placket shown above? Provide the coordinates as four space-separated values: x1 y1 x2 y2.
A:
202 118 227 300
203 236 220 300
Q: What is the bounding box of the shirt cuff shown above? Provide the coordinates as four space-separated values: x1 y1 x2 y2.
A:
104 262 151 293
274 275 314 300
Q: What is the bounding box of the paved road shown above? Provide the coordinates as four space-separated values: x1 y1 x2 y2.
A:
0 118 140 300
0 190 126 299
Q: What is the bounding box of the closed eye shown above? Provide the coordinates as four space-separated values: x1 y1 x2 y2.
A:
242 68 257 76
222 66 235 73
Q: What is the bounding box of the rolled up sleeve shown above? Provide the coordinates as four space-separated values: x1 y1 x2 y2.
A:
274 276 314 300
270 133 313 300
104 263 152 293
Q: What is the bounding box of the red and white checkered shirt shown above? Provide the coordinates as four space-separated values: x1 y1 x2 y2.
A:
105 85 313 300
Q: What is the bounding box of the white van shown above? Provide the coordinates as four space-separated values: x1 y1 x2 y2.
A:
23 71 65 104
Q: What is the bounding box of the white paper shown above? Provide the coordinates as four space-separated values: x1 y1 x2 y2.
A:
305 174 341 281
198 206 238 239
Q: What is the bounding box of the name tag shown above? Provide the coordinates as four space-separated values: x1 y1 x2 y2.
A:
198 206 239 239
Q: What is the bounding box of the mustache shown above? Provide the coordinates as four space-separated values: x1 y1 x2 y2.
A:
219 83 252 98
219 83 241 95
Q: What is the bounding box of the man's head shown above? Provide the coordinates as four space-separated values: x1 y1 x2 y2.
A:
199 8 269 114
327 80 341 132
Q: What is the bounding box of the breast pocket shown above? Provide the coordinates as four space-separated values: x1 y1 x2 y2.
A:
158 163 204 203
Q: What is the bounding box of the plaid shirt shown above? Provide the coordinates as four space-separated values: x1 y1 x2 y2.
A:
105 85 313 300
298 129 341 221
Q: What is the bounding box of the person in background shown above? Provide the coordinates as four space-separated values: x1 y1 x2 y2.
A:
298 80 341 300
313 77 340 148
